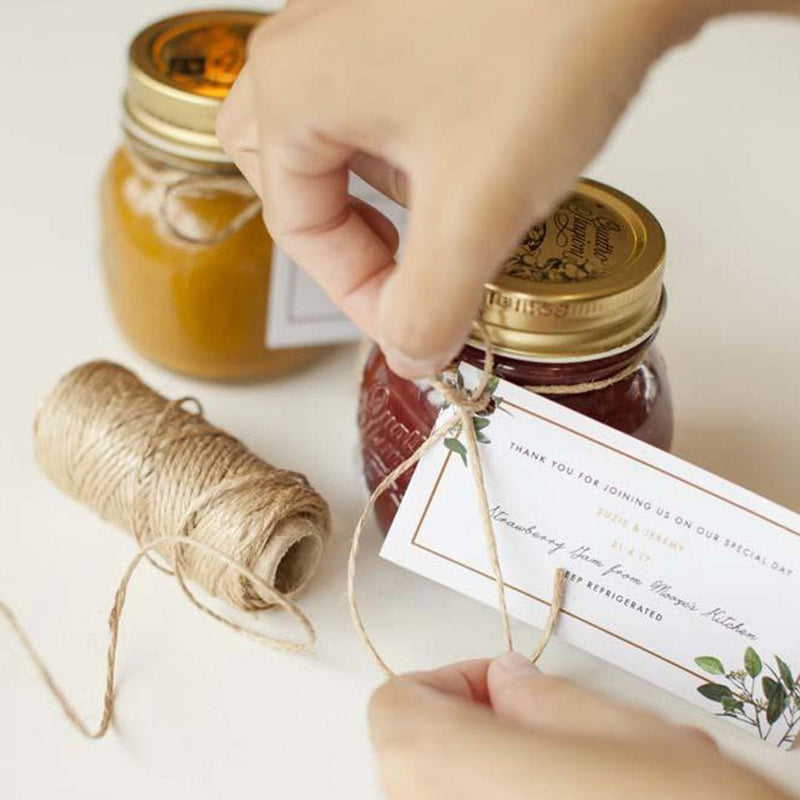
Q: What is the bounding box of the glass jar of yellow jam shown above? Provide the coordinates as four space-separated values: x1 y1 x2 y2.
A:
101 10 327 380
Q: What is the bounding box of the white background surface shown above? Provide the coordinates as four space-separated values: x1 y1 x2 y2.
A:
1 2 799 798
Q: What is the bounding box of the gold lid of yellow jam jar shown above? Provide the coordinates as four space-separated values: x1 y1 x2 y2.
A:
472 178 666 361
123 9 264 163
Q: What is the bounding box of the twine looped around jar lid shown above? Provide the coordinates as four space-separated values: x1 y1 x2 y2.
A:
124 140 262 246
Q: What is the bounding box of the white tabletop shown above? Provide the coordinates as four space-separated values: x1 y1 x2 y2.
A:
2 2 799 798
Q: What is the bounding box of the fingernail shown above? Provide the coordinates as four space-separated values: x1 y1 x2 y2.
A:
383 345 446 380
493 651 540 677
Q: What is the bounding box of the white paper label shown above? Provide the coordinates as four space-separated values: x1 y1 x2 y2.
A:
265 173 407 349
381 363 800 749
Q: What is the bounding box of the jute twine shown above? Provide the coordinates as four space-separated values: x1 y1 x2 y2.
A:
124 141 262 247
348 330 648 676
1 361 330 738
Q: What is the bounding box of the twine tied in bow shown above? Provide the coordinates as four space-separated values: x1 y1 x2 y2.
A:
349 330 570 677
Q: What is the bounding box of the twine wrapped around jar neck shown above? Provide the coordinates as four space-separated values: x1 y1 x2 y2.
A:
124 139 262 246
349 330 571 676
348 334 652 675
522 351 647 395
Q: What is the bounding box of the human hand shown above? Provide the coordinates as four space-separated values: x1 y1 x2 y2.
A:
369 653 791 800
217 0 800 378
217 0 712 377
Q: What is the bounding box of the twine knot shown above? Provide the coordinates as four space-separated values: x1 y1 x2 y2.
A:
435 365 494 416
348 327 566 677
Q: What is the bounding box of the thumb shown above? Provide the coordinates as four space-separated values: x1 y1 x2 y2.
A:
488 651 630 738
488 651 620 737
487 652 716 748
486 651 553 730
377 168 539 379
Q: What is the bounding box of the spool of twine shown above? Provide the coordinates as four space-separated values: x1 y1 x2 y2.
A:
2 360 330 738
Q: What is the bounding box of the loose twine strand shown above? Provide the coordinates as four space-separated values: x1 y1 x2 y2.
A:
2 346 645 736
161 176 261 246
2 361 329 738
348 329 647 676
124 141 261 246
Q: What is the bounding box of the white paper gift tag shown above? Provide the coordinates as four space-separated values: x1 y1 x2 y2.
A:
265 173 407 349
381 362 800 749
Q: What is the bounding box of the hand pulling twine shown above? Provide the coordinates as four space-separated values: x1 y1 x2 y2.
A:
124 138 593 673
3 145 652 733
1 361 330 738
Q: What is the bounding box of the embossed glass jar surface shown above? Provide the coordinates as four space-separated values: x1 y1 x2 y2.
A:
358 178 673 533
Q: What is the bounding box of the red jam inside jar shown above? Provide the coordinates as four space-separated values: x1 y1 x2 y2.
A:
358 178 673 533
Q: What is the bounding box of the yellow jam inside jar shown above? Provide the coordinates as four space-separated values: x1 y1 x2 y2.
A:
100 10 327 380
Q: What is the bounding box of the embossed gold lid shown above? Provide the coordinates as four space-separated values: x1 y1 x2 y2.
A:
123 10 264 163
472 178 666 361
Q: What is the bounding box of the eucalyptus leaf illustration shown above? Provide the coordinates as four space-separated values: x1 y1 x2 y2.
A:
495 396 513 416
695 656 726 676
694 648 800 747
744 647 762 679
472 416 491 444
697 682 733 702
776 657 795 693
721 696 745 714
444 437 468 467
763 675 780 699
766 683 788 726
440 366 510 464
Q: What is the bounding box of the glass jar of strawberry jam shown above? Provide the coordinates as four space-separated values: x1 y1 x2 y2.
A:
359 178 672 532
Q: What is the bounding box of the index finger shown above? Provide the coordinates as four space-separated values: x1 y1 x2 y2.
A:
218 62 400 339
259 134 397 336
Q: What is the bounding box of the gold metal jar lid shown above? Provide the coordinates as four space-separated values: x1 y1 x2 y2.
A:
472 178 666 361
123 10 265 163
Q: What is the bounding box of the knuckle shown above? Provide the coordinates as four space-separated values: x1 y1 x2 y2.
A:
259 208 279 241
369 676 458 753
246 18 279 59
248 26 296 88
369 685 426 761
